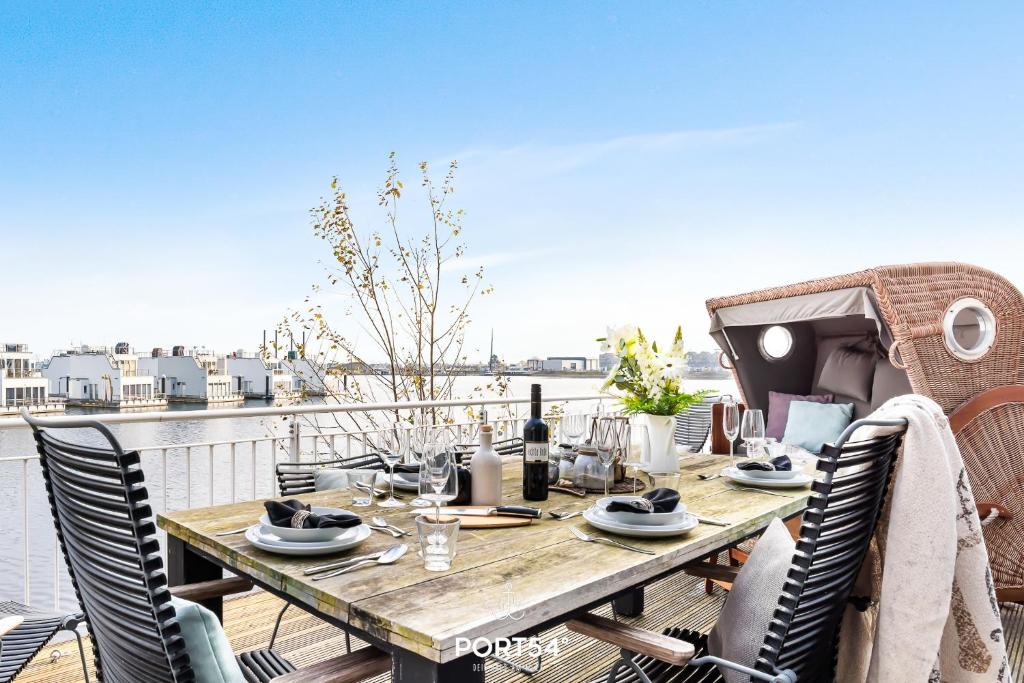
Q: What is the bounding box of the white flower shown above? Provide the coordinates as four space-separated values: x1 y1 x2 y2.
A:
601 324 638 353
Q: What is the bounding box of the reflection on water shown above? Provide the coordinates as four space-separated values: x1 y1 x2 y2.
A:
0 376 733 611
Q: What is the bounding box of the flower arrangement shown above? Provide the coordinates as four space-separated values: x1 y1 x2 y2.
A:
598 325 710 416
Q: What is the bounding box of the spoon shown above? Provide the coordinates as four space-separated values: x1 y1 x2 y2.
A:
548 510 582 520
697 474 722 481
312 544 408 580
372 516 411 536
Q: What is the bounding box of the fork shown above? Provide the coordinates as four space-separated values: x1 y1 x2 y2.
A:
569 526 655 555
548 510 583 520
725 484 795 499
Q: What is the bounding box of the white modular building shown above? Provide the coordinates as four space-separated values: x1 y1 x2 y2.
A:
223 355 297 399
42 344 166 409
137 347 242 404
1 343 63 415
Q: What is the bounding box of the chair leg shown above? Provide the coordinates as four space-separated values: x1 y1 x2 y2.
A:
73 629 90 683
269 604 289 649
607 650 652 683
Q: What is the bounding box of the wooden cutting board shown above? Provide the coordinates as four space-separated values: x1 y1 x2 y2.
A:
422 508 534 529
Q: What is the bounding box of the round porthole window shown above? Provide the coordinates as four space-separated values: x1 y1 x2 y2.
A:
943 298 996 361
759 325 794 362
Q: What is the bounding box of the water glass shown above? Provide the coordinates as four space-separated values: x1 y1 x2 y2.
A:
646 471 681 492
416 516 460 571
370 425 408 509
741 409 766 458
561 414 587 448
347 470 377 507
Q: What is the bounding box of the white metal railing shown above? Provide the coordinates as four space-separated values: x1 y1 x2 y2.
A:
0 394 606 612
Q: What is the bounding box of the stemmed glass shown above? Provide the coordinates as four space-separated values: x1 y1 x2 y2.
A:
595 418 620 497
420 437 458 523
741 409 766 459
406 423 433 507
561 414 587 449
370 425 407 508
619 421 644 493
722 400 740 458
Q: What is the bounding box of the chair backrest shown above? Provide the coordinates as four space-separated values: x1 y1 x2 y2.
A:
455 436 525 461
674 395 720 451
754 419 906 681
276 452 386 496
23 411 193 683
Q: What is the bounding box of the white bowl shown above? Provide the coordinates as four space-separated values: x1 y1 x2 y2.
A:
595 496 688 526
258 506 358 543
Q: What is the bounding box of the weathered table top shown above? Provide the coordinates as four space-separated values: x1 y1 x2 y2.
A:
157 455 809 664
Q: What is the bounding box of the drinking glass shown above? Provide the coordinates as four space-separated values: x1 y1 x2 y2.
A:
647 471 681 492
416 516 460 571
722 400 740 458
595 419 619 497
406 424 433 507
347 470 376 507
561 414 587 449
420 444 458 522
741 409 766 459
618 422 644 493
369 425 407 509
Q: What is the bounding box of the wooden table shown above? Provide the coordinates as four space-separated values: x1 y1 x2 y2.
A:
157 455 810 682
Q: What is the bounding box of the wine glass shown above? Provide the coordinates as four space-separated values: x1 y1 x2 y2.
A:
561 414 587 449
406 423 434 507
420 440 458 523
619 421 644 493
741 409 766 459
722 400 740 458
595 418 619 497
370 425 407 508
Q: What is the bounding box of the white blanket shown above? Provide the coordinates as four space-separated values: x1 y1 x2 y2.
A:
836 395 1011 682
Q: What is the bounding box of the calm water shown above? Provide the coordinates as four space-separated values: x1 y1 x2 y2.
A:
0 376 734 611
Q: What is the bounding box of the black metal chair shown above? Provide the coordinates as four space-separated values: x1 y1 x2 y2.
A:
276 452 387 497
455 436 525 461
567 417 907 683
22 409 389 683
0 601 88 683
674 395 720 452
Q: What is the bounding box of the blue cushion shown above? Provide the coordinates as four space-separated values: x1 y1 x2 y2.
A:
781 401 854 453
170 597 245 683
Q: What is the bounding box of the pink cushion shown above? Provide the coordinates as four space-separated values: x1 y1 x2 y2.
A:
766 391 833 440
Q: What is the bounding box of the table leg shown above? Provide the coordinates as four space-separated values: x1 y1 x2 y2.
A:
612 586 645 617
166 536 224 621
392 650 485 682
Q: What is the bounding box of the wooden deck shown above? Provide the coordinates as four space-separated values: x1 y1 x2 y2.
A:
16 573 1024 682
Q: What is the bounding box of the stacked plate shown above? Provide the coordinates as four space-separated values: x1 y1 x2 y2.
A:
721 465 813 489
391 472 420 492
583 496 699 538
246 506 371 556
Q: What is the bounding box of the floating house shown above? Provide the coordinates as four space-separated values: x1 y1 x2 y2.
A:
223 353 298 400
42 343 167 409
0 342 63 415
138 346 243 404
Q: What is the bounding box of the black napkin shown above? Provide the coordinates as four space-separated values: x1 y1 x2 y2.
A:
451 467 472 505
605 488 680 514
264 500 362 529
393 463 420 475
737 455 792 472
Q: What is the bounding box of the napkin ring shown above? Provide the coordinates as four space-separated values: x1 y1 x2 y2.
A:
635 499 654 513
291 510 312 528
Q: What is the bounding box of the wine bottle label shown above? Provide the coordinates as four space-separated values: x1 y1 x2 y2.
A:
524 442 549 463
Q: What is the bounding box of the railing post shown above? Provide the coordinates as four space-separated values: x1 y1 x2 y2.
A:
290 415 301 462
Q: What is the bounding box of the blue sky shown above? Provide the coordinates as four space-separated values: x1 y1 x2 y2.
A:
2 2 1022 362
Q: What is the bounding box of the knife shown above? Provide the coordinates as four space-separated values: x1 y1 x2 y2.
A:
411 506 542 519
303 548 390 575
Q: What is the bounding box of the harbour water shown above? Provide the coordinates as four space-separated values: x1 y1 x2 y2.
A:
0 376 735 612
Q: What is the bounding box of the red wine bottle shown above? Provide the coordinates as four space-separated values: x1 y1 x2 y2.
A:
522 384 549 501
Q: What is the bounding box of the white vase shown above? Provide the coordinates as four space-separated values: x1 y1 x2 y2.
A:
640 413 679 473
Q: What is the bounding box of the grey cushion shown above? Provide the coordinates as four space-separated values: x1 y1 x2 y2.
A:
816 346 875 402
170 597 245 683
707 518 796 683
870 358 912 409
313 468 384 492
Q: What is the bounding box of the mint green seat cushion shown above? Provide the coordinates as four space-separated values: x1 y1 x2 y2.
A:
781 400 854 453
170 596 246 683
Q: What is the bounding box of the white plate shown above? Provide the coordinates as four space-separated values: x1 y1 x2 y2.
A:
258 507 359 543
392 473 420 492
582 507 699 538
245 524 371 556
722 467 813 489
595 497 689 526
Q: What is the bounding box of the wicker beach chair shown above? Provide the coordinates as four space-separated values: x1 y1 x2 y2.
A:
567 418 907 683
706 262 1024 602
23 410 389 683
